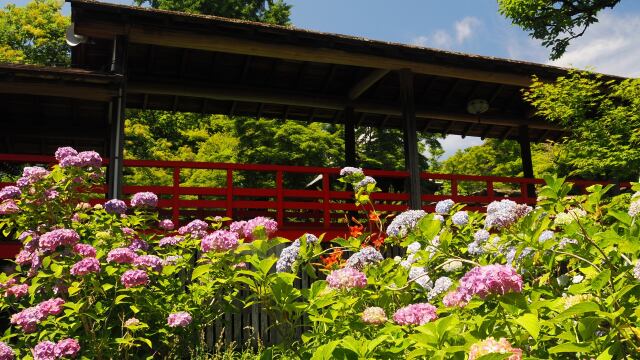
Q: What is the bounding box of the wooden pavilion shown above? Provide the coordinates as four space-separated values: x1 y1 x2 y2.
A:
0 0 626 240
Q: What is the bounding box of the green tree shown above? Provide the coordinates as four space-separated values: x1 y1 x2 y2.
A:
524 71 640 181
134 0 291 25
498 0 621 60
0 0 69 65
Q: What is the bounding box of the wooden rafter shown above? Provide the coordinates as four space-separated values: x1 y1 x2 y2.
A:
322 64 337 93
500 126 513 140
348 69 389 101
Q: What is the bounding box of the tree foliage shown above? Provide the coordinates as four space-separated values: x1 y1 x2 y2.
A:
0 0 69 65
498 0 621 60
134 0 291 25
525 71 640 180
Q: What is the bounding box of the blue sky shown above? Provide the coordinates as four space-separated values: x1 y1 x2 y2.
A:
4 0 640 158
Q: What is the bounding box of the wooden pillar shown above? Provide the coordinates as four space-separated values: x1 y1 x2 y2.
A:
108 35 128 199
518 125 536 198
344 107 357 167
399 69 421 209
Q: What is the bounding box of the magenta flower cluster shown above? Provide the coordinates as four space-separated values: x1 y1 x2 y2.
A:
130 192 158 208
104 199 127 215
16 166 49 188
5 284 28 299
326 267 367 290
443 265 523 308
0 186 20 201
73 243 96 257
159 236 183 247
106 248 138 264
134 255 164 271
0 341 13 360
200 230 239 252
10 298 64 333
70 257 100 276
392 303 438 325
39 229 80 252
159 219 175 230
121 269 149 288
167 311 192 328
231 217 278 239
32 338 80 360
178 219 209 239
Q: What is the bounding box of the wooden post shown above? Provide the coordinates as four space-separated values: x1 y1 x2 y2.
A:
399 69 421 209
344 107 357 167
107 35 128 199
518 125 536 198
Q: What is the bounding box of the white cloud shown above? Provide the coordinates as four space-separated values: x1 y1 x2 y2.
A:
548 13 640 77
454 17 481 43
411 30 453 49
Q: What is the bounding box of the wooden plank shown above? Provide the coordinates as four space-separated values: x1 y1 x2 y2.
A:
399 69 421 210
348 69 390 100
0 81 116 102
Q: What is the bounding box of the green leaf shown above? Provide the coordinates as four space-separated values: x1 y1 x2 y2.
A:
514 313 540 340
136 337 152 348
548 342 591 353
475 353 513 360
115 294 129 304
590 269 611 291
552 302 599 322
191 264 211 281
311 340 340 360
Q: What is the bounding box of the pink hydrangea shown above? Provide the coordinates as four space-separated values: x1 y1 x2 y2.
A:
0 200 19 215
124 317 141 327
73 243 96 257
5 284 28 299
60 156 82 168
200 230 239 252
167 311 192 327
0 341 14 360
106 248 138 264
38 298 65 317
121 270 149 288
0 278 16 290
159 219 174 230
10 306 44 333
229 221 247 236
159 236 182 247
55 146 77 162
242 217 278 239
77 151 102 168
469 337 523 360
0 186 20 201
130 192 158 208
361 307 387 325
54 338 80 358
121 227 135 237
15 250 35 265
70 257 100 276
178 219 209 239
16 167 49 188
443 265 523 308
392 303 438 326
38 229 80 252
326 267 367 290
134 255 164 271
32 340 56 360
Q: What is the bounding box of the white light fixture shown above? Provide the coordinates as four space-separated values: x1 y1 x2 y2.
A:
65 23 88 47
466 99 489 115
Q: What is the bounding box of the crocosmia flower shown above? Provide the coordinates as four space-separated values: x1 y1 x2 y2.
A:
468 337 522 360
392 303 438 325
326 267 367 290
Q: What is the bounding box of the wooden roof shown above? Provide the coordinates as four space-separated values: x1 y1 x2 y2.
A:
0 63 122 155
62 1 614 142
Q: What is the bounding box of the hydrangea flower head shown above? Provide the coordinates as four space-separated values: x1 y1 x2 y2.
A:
134 255 164 271
130 192 158 208
629 200 640 218
362 307 387 325
345 247 384 270
128 238 149 252
354 176 376 191
54 146 78 162
124 317 141 327
468 337 522 360
11 306 44 333
392 303 438 325
0 200 19 215
243 217 278 239
485 200 532 229
386 210 427 238
104 199 127 215
38 298 65 317
17 166 50 188
201 230 239 252
444 265 523 308
409 266 432 290
5 284 29 299
0 341 14 360
428 277 453 300
326 267 367 290
32 340 56 360
72 243 96 258
70 257 100 276
633 260 640 280
178 219 209 238
106 248 138 264
474 229 490 243
339 167 363 177
452 211 469 226
77 151 102 167
159 236 183 247
435 199 455 214
121 270 149 288
0 186 20 201
407 241 421 254
159 219 175 231
167 311 192 327
276 242 300 273
538 230 554 243
39 229 80 252
54 338 80 358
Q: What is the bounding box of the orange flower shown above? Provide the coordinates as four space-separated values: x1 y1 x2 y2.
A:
368 211 380 222
320 248 343 270
349 224 364 238
370 233 385 249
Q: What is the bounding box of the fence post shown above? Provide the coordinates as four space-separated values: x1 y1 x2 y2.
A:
172 167 180 225
322 172 330 229
276 171 284 226
226 169 233 218
486 181 494 200
451 179 458 197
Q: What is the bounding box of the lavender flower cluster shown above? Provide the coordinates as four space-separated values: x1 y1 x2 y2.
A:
10 298 65 333
485 200 531 229
70 257 101 276
392 303 438 326
386 210 427 237
354 176 376 191
16 166 50 188
56 146 102 168
443 265 523 308
167 311 192 328
178 219 209 239
435 199 455 214
120 269 149 288
32 338 80 360
130 192 158 208
276 234 319 273
39 229 80 253
200 230 239 252
326 267 367 290
104 199 127 215
345 246 384 270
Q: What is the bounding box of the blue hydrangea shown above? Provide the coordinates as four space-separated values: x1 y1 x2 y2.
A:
276 242 301 273
303 233 319 244
406 241 421 254
409 266 432 290
467 241 484 256
435 199 454 214
386 210 427 237
427 276 453 300
354 176 376 191
473 229 490 243
452 211 469 226
538 230 554 243
634 260 640 280
505 246 534 265
339 167 363 177
434 214 444 222
346 246 384 270
558 237 578 249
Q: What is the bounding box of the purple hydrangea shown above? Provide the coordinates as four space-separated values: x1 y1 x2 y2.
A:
60 156 83 168
53 338 80 358
159 219 175 231
16 167 50 188
326 267 367 290
167 311 192 327
435 199 455 214
467 241 485 256
134 255 164 271
386 210 427 237
11 306 44 333
39 229 80 252
354 176 376 191
276 242 300 273
242 217 278 239
38 298 65 317
451 211 469 226
159 236 183 247
485 200 532 229
104 199 127 215
128 238 149 252
474 229 490 243
0 186 20 201
5 284 29 299
178 219 209 239
0 200 19 215
339 167 363 177
32 341 56 360
130 192 158 208
70 257 100 276
0 341 14 360
346 246 384 270
106 248 138 264
73 243 96 257
633 260 640 280
54 146 77 162
15 250 35 265
200 230 239 252
229 221 247 236
407 241 421 254
505 246 534 265
77 151 102 167
121 270 149 288
392 303 438 325
443 265 523 308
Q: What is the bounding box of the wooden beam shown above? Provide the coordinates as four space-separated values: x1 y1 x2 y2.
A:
399 69 421 210
127 81 561 131
348 69 389 101
322 64 337 93
537 129 549 142
256 103 264 119
75 22 535 87
461 122 474 138
421 119 431 132
0 81 116 102
480 125 493 140
229 100 237 116
500 126 513 140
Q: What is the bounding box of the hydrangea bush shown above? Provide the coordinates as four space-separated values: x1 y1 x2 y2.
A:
1 148 640 359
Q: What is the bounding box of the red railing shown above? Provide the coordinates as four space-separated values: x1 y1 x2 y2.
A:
0 154 631 243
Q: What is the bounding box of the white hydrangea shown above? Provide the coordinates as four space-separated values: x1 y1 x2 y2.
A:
442 260 463 272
